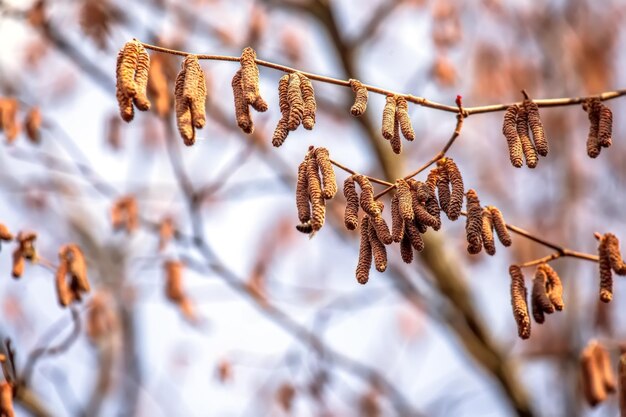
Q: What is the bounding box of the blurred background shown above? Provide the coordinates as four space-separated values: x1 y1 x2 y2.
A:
0 0 625 416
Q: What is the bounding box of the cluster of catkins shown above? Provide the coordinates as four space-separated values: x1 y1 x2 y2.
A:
272 71 316 147
381 95 416 154
508 263 564 340
596 233 626 303
115 40 151 122
583 97 613 158
502 95 548 168
579 340 617 407
0 99 41 144
164 260 195 322
295 147 337 234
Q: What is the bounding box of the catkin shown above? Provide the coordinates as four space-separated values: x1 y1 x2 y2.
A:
411 190 440 230
531 267 554 324
598 103 613 148
240 47 268 112
232 69 253 135
298 73 316 130
405 220 424 252
314 147 336 199
287 73 304 131
0 224 12 241
581 342 608 407
0 381 14 417
465 189 483 254
55 259 73 307
390 194 404 243
16 231 37 260
0 99 19 143
343 175 359 230
272 75 290 147
368 214 388 272
356 216 372 284
598 234 614 303
540 263 564 311
395 96 415 141
516 105 537 168
382 95 396 140
24 107 42 143
11 248 24 279
390 114 402 154
619 349 626 415
182 55 207 129
115 40 151 120
116 41 139 100
349 79 368 117
395 179 414 222
435 165 451 214
584 98 601 158
509 265 530 339
400 231 413 264
296 159 311 224
424 170 442 230
165 260 185 303
133 42 151 111
353 175 380 217
370 202 392 245
502 105 523 168
481 209 496 255
604 233 626 275
175 64 195 144
489 206 512 247
524 98 548 157
444 158 464 221
593 342 617 393
306 154 325 231
60 244 90 294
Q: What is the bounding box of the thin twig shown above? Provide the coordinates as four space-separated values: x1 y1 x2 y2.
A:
329 159 393 186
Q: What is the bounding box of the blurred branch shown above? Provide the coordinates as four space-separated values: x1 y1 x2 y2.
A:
347 0 404 48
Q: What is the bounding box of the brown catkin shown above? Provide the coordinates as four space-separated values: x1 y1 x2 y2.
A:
390 113 402 154
24 107 42 143
306 154 325 231
61 244 90 294
424 170 441 230
296 159 311 224
175 63 194 144
395 179 414 222
381 95 396 140
435 165 451 214
11 248 24 279
584 98 601 158
598 103 613 148
298 73 316 130
489 206 512 247
395 96 415 141
0 99 19 143
444 158 464 221
400 231 413 264
604 233 626 275
524 99 548 156
581 343 608 407
516 104 538 168
368 215 388 272
540 263 564 311
465 189 483 254
0 224 13 241
356 216 372 284
353 175 380 217
17 231 37 260
405 220 424 252
314 147 336 199
343 175 359 231
133 42 151 111
0 381 14 417
598 234 614 303
272 75 290 147
116 41 139 99
240 47 268 112
510 265 530 339
502 105 523 168
481 209 496 255
231 69 253 134
55 258 73 307
593 342 617 393
531 267 554 324
287 73 304 131
164 260 185 303
619 349 626 415
411 188 440 230
390 194 404 243
370 204 393 246
182 55 207 129
349 79 368 117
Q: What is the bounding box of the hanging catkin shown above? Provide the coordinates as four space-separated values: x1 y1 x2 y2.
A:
272 75 290 147
410 187 440 230
24 107 42 143
435 165 450 214
368 214 388 272
369 202 393 245
488 206 512 247
524 98 548 156
509 265 530 339
400 231 413 264
353 175 380 217
133 42 151 111
381 95 396 140
395 96 415 141
343 175 359 230
239 47 268 112
465 189 483 254
349 79 368 117
540 263 564 311
175 62 195 144
502 105 523 168
405 220 424 252
619 348 626 415
581 342 608 407
598 234 615 303
115 40 151 121
298 73 316 130
287 73 304 131
481 209 496 255
424 170 442 230
11 248 24 279
390 194 404 243
314 147 336 199
604 233 626 274
593 342 617 394
356 216 372 284
295 159 311 225
583 98 601 158
60 244 90 295
182 55 207 129
306 153 325 232
231 69 253 135
531 266 554 324
55 258 72 306
444 158 464 220
0 99 19 143
516 104 538 168
395 179 414 222
390 112 402 154
598 102 613 148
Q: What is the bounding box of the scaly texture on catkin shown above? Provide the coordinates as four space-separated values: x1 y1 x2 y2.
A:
516 104 537 168
231 69 253 134
598 103 613 148
306 153 325 231
465 189 483 254
405 220 424 252
175 62 195 144
343 175 359 231
598 233 615 303
353 175 380 217
510 265 530 339
583 98 602 158
502 104 523 168
604 233 626 274
240 47 268 112
524 98 548 156
434 165 450 214
381 95 396 140
182 55 207 129
272 74 290 146
395 96 415 141
287 73 304 131
540 263 564 311
481 209 496 255
349 79 368 116
395 179 414 222
115 40 151 121
489 206 512 247
531 266 554 324
298 73 316 130
390 194 404 243
444 158 464 220
314 147 336 199
368 214 388 272
356 216 372 284
296 159 311 225
369 203 393 246
619 349 626 416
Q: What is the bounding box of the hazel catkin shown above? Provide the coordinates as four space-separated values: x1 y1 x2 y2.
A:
182 55 207 129
465 189 483 254
405 220 424 253
524 98 548 157
175 63 195 144
272 75 290 147
434 165 450 215
369 203 393 246
343 175 359 231
502 104 523 168
298 73 316 130
314 147 337 199
287 73 304 131
400 231 413 264
24 107 42 143
115 40 151 121
306 153 325 232
390 194 404 243
598 234 615 303
240 47 268 112
509 265 530 339
353 175 380 217
381 95 396 140
583 98 601 158
395 179 414 222
356 216 372 284
516 104 537 168
395 96 415 141
349 79 368 117
580 341 608 407
368 214 388 273
231 69 253 135
597 102 613 148
531 266 554 324
540 263 564 311
489 206 512 247
481 209 496 255
444 158 464 221
296 159 311 225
